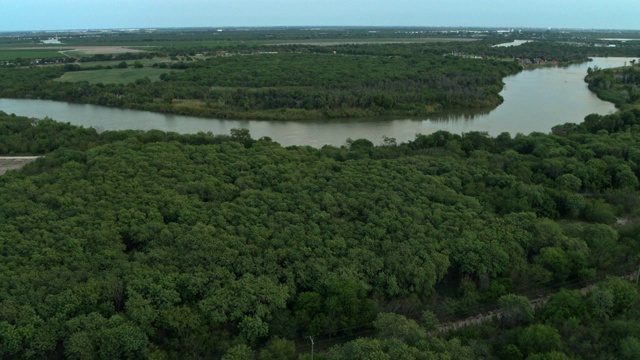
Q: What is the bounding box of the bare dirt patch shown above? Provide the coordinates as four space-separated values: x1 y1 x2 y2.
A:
3 46 147 55
62 46 147 55
0 156 40 175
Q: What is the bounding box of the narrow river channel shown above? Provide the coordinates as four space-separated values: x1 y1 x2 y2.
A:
0 57 632 147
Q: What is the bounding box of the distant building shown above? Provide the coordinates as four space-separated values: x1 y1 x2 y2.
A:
41 36 62 45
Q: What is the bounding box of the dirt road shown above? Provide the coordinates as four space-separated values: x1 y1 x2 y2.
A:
437 271 639 333
2 46 147 55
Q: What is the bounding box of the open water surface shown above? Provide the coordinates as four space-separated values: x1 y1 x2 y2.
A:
0 57 631 147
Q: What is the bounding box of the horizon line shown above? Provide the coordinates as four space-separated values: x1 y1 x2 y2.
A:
1 25 640 34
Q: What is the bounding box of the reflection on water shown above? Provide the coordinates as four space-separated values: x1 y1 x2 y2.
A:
427 108 493 122
0 58 632 147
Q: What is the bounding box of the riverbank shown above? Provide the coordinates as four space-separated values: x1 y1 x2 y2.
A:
584 61 640 111
0 58 633 147
520 58 590 70
0 51 521 121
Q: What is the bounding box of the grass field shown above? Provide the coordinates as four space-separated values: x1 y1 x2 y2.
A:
0 49 67 61
76 57 172 68
0 42 44 48
55 68 171 84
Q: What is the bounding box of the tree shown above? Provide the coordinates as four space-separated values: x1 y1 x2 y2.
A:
346 138 374 151
581 224 619 268
526 352 571 360
64 314 148 360
556 174 582 192
589 287 614 321
498 294 534 327
534 247 571 283
295 292 326 336
498 344 523 360
582 199 616 224
259 337 296 360
540 289 587 323
328 338 390 360
323 278 374 336
117 61 128 68
230 128 254 148
598 277 638 315
373 313 425 346
614 165 639 189
163 92 174 104
518 324 562 356
222 344 254 360
421 310 439 332
559 193 586 218
239 316 269 343
0 321 21 357
620 337 640 360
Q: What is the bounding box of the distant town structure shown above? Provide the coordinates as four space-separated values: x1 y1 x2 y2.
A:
41 36 62 44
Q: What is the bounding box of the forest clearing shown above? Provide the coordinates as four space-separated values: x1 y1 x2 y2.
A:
0 156 39 175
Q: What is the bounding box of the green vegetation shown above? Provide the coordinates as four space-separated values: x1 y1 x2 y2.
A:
1 105 640 358
55 67 170 84
2 27 640 358
0 49 67 61
0 48 521 120
586 60 640 110
324 280 640 359
20 27 481 48
2 27 640 120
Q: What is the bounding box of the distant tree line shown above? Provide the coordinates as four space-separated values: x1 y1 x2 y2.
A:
0 51 521 120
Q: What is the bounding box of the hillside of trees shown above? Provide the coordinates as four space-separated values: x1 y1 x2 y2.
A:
1 108 640 358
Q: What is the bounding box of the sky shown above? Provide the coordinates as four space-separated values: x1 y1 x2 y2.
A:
2 0 639 32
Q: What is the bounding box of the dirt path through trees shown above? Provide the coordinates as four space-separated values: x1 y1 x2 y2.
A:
437 271 639 333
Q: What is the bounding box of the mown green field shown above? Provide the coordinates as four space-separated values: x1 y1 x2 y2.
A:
0 49 67 61
55 67 170 84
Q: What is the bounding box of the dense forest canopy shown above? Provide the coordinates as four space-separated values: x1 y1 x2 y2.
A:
1 106 640 358
2 28 640 358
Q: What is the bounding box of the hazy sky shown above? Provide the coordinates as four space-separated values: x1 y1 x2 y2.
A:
2 0 639 32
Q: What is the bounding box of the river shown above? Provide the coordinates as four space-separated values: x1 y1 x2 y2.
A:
0 57 631 147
